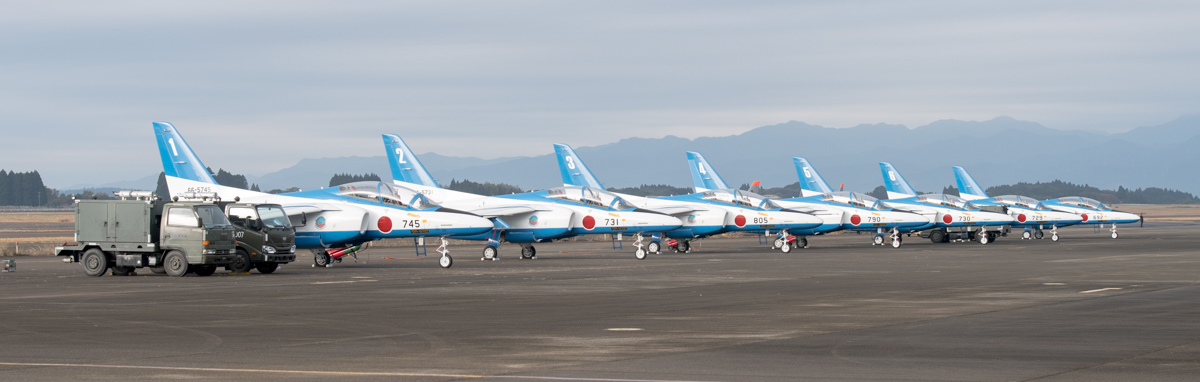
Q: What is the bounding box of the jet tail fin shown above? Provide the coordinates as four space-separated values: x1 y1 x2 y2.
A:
748 181 764 194
382 134 439 188
553 143 604 189
878 162 917 199
154 121 217 184
793 157 833 197
686 151 730 192
952 166 989 201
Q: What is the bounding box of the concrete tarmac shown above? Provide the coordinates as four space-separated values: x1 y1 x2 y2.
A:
1 225 1198 381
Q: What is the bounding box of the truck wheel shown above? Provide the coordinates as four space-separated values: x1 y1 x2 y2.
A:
229 249 253 273
928 230 946 243
150 267 166 275
255 262 278 274
81 249 108 277
164 251 189 277
111 266 135 276
192 265 217 276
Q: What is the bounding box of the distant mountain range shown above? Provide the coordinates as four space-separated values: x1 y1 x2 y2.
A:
71 115 1200 195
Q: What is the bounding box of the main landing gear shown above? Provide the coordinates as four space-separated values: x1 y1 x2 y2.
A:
667 238 691 253
775 230 808 253
890 228 902 248
1025 226 1060 242
520 244 537 259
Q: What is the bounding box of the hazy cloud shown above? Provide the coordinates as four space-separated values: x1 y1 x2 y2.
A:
2 1 1197 187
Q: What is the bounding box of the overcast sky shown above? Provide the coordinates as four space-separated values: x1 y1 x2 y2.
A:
3 1 1198 188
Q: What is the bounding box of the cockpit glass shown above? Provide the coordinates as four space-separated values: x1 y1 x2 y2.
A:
337 181 407 207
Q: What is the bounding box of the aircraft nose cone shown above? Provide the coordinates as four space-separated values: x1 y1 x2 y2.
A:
1112 211 1142 224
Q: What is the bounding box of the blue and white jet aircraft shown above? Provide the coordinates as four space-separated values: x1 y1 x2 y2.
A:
554 145 824 253
154 122 494 269
1038 196 1140 239
768 157 932 248
879 162 1014 244
953 166 1083 241
384 135 682 260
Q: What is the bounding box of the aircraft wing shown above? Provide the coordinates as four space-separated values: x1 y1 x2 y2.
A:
464 205 538 218
640 206 697 216
280 203 368 218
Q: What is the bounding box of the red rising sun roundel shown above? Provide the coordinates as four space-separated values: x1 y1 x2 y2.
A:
942 214 953 224
582 215 596 230
1081 213 1089 222
1017 214 1027 223
378 216 393 234
850 214 861 226
734 215 747 227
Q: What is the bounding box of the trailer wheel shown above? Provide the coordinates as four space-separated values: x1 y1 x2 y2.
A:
164 251 189 277
928 230 947 243
81 248 108 277
111 266 135 276
150 267 166 275
229 249 252 273
255 262 278 274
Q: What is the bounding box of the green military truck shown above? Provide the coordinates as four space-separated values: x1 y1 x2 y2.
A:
56 191 237 277
221 203 297 273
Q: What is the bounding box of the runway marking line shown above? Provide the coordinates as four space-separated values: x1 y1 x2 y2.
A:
0 362 726 382
1079 287 1123 294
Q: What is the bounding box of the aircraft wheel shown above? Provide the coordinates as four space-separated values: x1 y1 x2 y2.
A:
678 241 691 253
312 250 330 267
439 255 453 268
1034 230 1044 239
482 245 498 261
1052 233 1060 242
520 246 535 259
635 248 647 260
873 235 884 245
780 242 792 253
799 237 808 248
1022 231 1032 239
773 237 784 249
1112 232 1118 239
892 238 902 248
647 241 660 254
164 251 189 277
980 233 990 245
81 248 108 277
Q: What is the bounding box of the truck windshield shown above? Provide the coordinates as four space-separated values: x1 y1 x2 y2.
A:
194 205 231 228
256 205 292 229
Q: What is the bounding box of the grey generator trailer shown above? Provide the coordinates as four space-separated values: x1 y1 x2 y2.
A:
222 202 297 274
57 191 237 277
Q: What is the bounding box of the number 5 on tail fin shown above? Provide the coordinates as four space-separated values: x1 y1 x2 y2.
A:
793 157 833 197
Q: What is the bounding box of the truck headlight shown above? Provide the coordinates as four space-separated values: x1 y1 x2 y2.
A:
263 245 277 254
289 245 296 254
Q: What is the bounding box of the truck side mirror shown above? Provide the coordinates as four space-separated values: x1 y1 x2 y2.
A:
196 218 204 228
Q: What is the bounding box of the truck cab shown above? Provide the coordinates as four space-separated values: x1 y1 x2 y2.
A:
223 203 297 273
